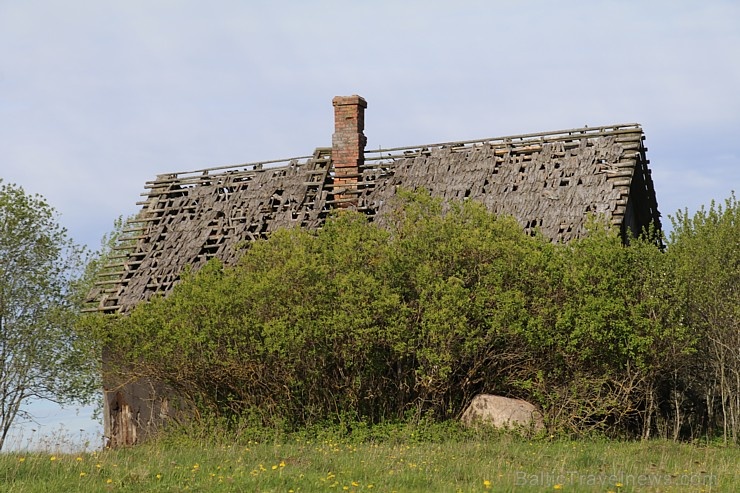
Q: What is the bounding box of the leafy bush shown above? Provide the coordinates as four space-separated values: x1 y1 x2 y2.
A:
94 190 725 440
667 193 740 443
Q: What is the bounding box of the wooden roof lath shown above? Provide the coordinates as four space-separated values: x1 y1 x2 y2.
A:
87 122 660 314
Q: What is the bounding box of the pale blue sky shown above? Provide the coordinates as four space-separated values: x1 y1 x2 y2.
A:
2 1 739 449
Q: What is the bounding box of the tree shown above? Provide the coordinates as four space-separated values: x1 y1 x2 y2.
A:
668 193 740 443
0 180 98 450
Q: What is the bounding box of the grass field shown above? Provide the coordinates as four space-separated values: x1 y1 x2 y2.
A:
1 432 737 492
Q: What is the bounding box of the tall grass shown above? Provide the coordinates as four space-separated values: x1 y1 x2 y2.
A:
1 424 737 492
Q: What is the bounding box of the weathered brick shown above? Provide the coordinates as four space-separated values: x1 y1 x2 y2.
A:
332 95 367 207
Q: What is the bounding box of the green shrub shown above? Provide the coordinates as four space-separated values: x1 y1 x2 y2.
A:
94 189 714 439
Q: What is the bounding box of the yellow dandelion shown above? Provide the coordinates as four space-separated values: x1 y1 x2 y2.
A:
616 483 624 488
483 479 492 489
18 457 25 463
352 481 360 486
80 472 87 477
76 457 83 462
106 479 113 484
156 474 162 480
272 464 278 470
368 485 374 489
279 460 286 467
50 456 57 461
96 463 102 469
554 484 563 490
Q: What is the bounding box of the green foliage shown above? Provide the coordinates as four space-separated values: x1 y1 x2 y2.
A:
94 189 724 440
0 180 98 450
667 193 740 443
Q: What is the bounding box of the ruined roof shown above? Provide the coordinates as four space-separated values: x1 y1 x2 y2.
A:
361 123 659 239
89 121 660 314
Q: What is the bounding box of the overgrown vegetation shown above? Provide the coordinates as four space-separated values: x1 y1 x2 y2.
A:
0 180 99 451
2 428 738 492
665 193 740 443
89 190 740 443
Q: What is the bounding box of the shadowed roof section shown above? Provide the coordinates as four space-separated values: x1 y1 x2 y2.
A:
88 111 659 314
361 123 659 241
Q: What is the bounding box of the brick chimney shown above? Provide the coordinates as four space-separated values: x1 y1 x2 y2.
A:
332 95 367 207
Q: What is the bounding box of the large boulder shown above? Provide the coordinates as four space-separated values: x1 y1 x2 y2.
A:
461 394 545 432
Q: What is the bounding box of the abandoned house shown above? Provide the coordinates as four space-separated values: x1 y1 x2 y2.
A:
89 95 661 446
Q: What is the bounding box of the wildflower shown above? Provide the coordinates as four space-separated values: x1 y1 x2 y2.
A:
50 456 57 461
615 483 624 489
272 464 278 470
80 472 87 477
76 457 83 462
554 485 563 490
18 457 25 463
352 481 360 486
483 479 492 489
106 479 113 484
279 460 286 467
96 463 102 469
156 474 162 480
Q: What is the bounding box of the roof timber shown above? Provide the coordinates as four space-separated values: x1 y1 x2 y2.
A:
86 123 660 314
360 123 659 242
365 122 644 159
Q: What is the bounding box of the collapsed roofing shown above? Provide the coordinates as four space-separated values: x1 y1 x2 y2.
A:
89 95 660 313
